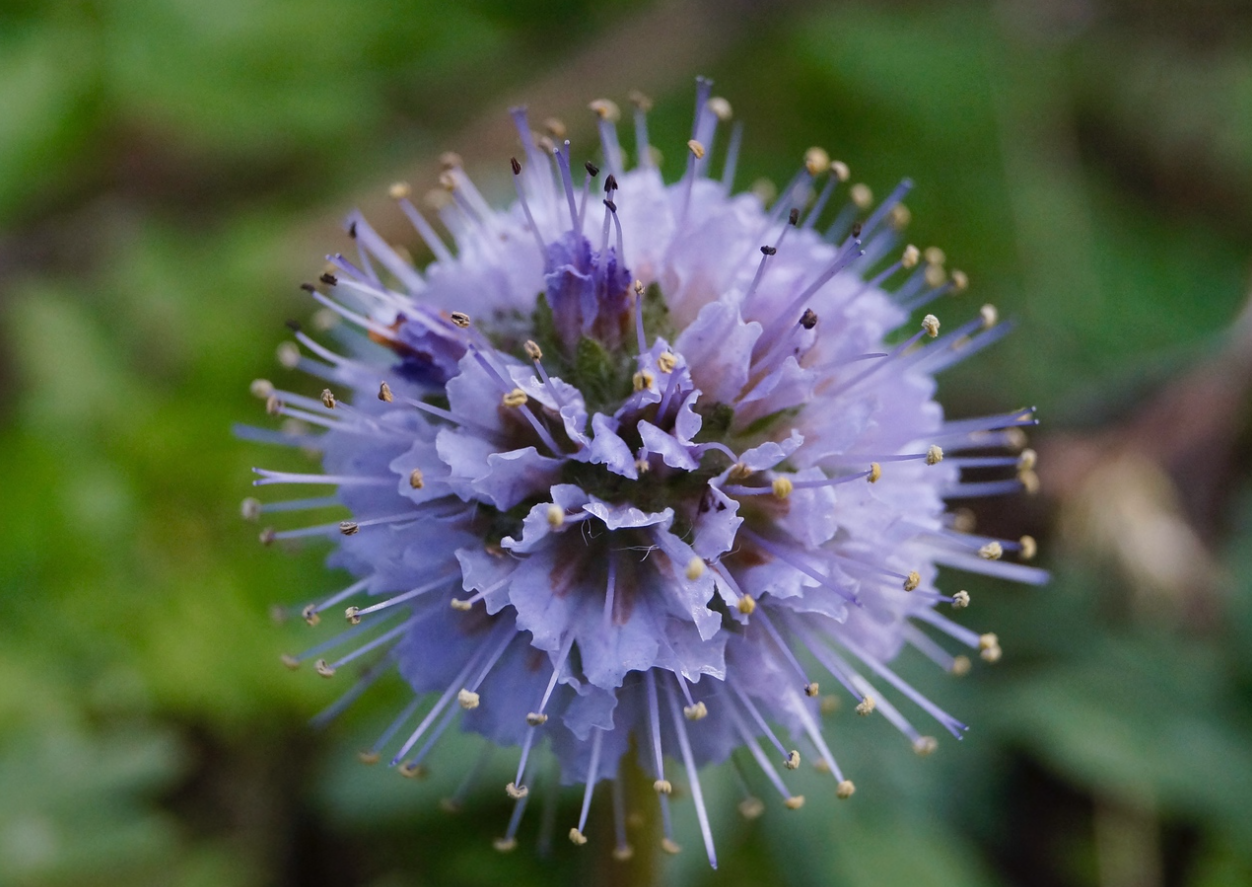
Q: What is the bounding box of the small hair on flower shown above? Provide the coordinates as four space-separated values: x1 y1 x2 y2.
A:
239 76 1047 870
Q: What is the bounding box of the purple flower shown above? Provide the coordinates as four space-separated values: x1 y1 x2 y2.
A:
241 78 1047 867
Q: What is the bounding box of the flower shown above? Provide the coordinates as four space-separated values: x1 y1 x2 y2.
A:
241 78 1048 867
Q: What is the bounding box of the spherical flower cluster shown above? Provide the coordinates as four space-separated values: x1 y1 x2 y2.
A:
242 79 1047 867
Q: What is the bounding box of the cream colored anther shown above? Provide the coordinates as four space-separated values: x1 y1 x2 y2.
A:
921 314 941 337
978 541 1003 561
785 750 801 770
378 381 394 402
850 183 873 209
738 797 765 820
409 468 424 489
388 182 411 200
685 557 705 581
547 504 565 528
805 147 830 176
924 264 947 288
951 655 972 676
830 160 850 182
449 311 471 328
399 761 426 779
450 598 473 611
980 304 998 328
457 688 480 710
1018 448 1037 471
339 520 359 536
321 389 336 409
493 837 517 853
903 571 921 592
506 782 528 799
250 378 274 398
315 659 335 678
502 388 528 408
1019 535 1038 560
241 498 261 521
683 701 708 721
924 246 946 266
902 244 921 269
951 269 969 292
926 445 944 465
687 139 705 160
784 796 806 810
526 712 548 726
708 97 733 121
344 606 360 625
589 98 620 121
952 590 970 609
913 736 938 756
856 695 876 716
805 682 820 697
836 780 856 799
524 339 543 361
653 779 673 794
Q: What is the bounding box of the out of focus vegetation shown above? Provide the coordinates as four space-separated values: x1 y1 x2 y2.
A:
3 1 1252 885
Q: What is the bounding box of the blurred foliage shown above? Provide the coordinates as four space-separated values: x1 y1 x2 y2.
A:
2 0 1252 885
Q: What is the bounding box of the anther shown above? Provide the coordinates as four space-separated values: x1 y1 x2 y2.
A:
661 838 682 855
804 682 820 697
526 712 548 726
633 279 644 296
830 160 850 181
923 245 946 265
850 183 873 209
449 312 471 328
509 156 522 176
250 378 274 398
902 245 920 269
799 308 818 330
869 462 882 483
524 339 543 360
788 207 800 226
924 264 947 288
259 527 276 546
399 761 427 779
457 689 480 710
439 151 463 170
738 797 765 820
805 147 830 176
814 759 831 774
589 98 620 121
1018 448 1037 471
889 204 912 229
978 542 1003 560
926 444 944 465
952 590 970 609
653 779 673 795
378 382 393 402
409 468 424 489
358 751 380 765
687 139 706 160
584 161 600 177
493 837 517 853
569 828 588 846
836 780 856 799
736 594 756 615
506 782 529 799
982 644 1002 663
632 370 655 392
450 599 473 611
784 796 806 810
613 846 635 862
708 96 733 121
683 701 708 721
979 633 998 651
820 695 840 715
980 304 998 328
438 171 457 192
951 655 972 676
301 604 320 626
856 696 876 716
913 736 938 756
299 283 315 293
605 177 619 196
785 750 801 770
1019 535 1037 560
388 182 411 199
603 199 617 212
321 389 336 409
1005 427 1028 450
315 659 335 678
241 498 261 521
543 117 566 139
347 221 358 238
657 351 677 373
501 388 528 408
760 245 777 256
547 504 566 528
772 477 794 499
851 221 863 238
952 269 969 292
685 557 705 581
265 394 283 415
1020 470 1040 495
281 654 299 670
922 314 941 338
628 90 653 111
319 272 338 286
339 521 359 536
903 571 921 592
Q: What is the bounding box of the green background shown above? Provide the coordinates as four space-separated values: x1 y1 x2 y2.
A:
3 0 1252 884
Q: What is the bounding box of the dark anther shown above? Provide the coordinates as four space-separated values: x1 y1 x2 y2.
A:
347 221 358 239
851 221 863 238
603 199 617 213
604 174 618 193
299 283 316 293
319 273 338 286
788 208 800 226
510 157 521 175
799 309 818 330
584 161 600 177
285 319 303 332
760 245 777 256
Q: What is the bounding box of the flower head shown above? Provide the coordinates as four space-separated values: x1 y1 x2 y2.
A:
243 78 1047 867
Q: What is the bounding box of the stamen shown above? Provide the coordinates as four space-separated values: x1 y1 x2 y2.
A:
571 726 604 845
665 680 717 870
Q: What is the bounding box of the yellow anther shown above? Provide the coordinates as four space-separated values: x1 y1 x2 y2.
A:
952 590 970 609
547 504 566 528
315 659 335 678
339 520 360 536
728 462 752 481
378 381 394 402
738 797 765 820
924 246 946 266
241 498 261 521
280 654 300 670
457 689 480 710
388 181 411 200
502 388 528 408
526 712 548 726
493 837 517 853
830 160 850 182
399 761 427 779
449 311 471 328
685 556 705 581
1020 469 1040 495
657 351 677 373
980 304 998 328
785 750 801 770
450 598 473 611
708 96 733 121
784 795 806 810
409 468 424 489
632 370 655 391
661 838 682 855
836 780 856 799
1018 448 1037 471
868 462 882 483
951 655 972 676
903 571 921 592
951 269 969 292
772 477 794 499
524 340 543 361
804 682 820 697
736 594 757 615
344 606 360 625
589 98 620 121
850 183 873 209
1019 535 1037 560
913 736 938 756
357 750 380 765
687 139 706 160
856 696 876 716
805 147 830 176
653 779 673 795
926 444 944 465
978 541 1004 561
902 244 920 269
921 314 941 337
683 701 708 721
506 782 529 799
